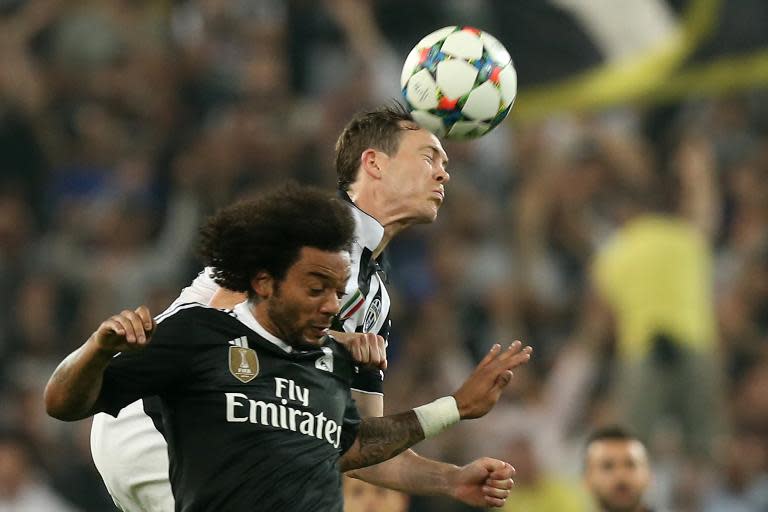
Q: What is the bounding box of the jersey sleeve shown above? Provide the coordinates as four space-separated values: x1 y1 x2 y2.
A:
339 389 361 455
96 312 197 417
350 367 384 395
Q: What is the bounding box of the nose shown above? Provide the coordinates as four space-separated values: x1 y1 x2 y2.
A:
435 166 450 183
320 293 341 315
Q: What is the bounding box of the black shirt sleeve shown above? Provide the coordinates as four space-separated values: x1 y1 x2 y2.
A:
339 390 361 455
350 366 384 395
95 311 196 417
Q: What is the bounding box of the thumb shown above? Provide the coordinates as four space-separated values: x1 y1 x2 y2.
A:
477 457 506 474
487 461 515 480
494 370 513 389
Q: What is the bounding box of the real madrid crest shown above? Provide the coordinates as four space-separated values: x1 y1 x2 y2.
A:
229 346 259 383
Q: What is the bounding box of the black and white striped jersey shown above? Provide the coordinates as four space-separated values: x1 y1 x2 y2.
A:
96 301 360 512
335 191 391 395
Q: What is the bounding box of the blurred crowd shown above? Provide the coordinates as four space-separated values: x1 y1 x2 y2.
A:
1 1 767 511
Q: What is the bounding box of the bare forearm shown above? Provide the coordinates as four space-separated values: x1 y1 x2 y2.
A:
339 411 425 472
44 337 113 421
347 449 459 495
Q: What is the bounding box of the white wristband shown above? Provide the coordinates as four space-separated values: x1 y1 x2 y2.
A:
413 396 461 439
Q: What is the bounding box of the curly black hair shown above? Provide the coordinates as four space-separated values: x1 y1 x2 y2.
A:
198 183 355 294
334 102 418 191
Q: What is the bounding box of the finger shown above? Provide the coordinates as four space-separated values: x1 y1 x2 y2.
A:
376 336 387 370
501 347 533 371
365 334 382 368
488 462 515 480
360 335 371 364
482 485 510 499
477 344 501 369
494 370 514 390
100 318 125 337
485 477 514 490
484 495 506 508
122 310 148 344
495 341 523 363
476 457 506 474
351 341 363 364
134 305 154 332
113 314 138 344
368 334 384 365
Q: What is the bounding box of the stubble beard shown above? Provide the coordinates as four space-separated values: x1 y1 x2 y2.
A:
597 493 644 512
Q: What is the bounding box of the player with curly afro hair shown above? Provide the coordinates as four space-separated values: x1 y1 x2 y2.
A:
198 183 355 298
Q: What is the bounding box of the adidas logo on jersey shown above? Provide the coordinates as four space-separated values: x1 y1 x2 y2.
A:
229 336 249 348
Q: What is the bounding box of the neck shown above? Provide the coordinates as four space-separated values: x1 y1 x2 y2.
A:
347 188 418 258
251 301 284 340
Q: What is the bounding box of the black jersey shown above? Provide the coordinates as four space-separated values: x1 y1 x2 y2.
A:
96 303 361 512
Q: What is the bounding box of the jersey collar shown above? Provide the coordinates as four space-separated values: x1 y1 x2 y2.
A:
338 190 384 254
233 300 294 353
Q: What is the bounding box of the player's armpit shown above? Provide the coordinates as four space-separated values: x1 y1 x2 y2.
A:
338 411 425 472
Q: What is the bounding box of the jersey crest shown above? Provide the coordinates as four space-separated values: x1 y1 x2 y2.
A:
229 345 259 383
363 297 382 332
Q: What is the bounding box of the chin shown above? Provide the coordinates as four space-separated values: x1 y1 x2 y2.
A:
417 207 440 224
299 336 325 348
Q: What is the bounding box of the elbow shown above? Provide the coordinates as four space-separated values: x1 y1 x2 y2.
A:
43 384 86 422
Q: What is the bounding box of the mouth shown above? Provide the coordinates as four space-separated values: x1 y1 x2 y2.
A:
309 325 331 336
432 190 445 203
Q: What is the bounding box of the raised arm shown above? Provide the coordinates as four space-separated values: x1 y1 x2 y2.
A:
339 341 532 472
44 307 154 421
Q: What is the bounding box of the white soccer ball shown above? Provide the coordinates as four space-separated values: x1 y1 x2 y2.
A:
401 26 517 139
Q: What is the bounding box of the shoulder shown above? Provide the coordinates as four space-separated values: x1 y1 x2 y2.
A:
153 303 239 341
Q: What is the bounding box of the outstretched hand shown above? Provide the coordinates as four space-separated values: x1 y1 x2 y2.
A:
449 457 515 508
453 341 532 419
93 306 156 355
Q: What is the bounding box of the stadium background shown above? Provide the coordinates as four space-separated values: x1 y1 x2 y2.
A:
1 0 767 510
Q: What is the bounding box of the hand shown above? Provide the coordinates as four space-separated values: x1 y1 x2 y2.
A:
453 341 532 419
91 306 155 355
330 330 387 370
449 458 515 508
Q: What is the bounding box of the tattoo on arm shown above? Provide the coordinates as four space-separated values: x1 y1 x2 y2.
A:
339 411 425 472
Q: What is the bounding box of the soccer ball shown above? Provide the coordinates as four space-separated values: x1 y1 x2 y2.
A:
400 26 517 139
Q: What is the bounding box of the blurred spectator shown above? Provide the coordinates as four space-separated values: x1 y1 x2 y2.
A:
0 430 79 512
591 136 725 459
584 426 656 512
701 429 768 512
494 436 589 512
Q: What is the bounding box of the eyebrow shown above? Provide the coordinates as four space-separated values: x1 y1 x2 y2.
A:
307 271 350 285
420 144 449 166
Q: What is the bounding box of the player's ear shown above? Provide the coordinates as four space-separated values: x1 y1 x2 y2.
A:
251 272 274 300
360 149 384 180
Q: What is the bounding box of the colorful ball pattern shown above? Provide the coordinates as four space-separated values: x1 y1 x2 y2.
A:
401 26 517 139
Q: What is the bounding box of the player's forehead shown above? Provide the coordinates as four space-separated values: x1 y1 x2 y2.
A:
289 247 351 283
397 123 448 161
587 439 647 465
